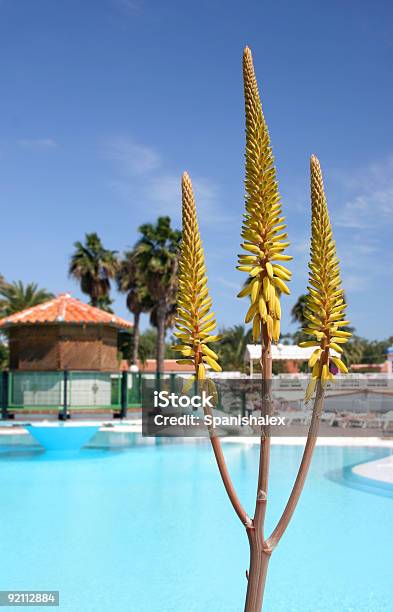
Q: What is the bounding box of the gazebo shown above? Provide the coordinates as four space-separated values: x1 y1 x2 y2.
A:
0 294 133 414
0 293 132 371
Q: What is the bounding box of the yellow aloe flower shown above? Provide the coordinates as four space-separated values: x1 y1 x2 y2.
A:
238 47 292 344
172 172 222 380
301 155 352 400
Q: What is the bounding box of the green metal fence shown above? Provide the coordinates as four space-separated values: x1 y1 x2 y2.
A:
126 373 179 406
68 372 121 410
6 371 123 412
0 371 190 418
10 371 63 410
128 373 142 406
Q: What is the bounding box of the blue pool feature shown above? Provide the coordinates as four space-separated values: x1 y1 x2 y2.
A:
0 439 392 611
25 424 100 451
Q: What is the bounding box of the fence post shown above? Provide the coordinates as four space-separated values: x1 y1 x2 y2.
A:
59 370 69 421
170 373 176 394
120 371 128 419
138 372 142 403
1 371 9 419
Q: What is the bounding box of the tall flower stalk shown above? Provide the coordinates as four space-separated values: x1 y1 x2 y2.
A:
236 50 352 612
238 46 293 612
260 156 352 591
238 47 292 345
300 155 351 400
172 50 351 612
173 172 251 526
173 173 221 378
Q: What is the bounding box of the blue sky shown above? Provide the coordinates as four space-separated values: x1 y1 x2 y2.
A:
0 0 392 339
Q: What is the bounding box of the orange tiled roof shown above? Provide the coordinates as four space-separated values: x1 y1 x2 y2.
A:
0 293 133 329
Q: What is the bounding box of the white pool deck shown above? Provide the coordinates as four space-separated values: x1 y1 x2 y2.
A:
1 419 392 488
224 436 393 487
352 454 393 485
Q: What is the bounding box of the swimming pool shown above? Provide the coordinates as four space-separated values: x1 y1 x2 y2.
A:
0 437 392 611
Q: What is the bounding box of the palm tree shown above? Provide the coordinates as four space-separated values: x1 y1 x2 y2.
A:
69 233 118 311
0 341 8 368
117 250 153 365
292 292 355 349
0 281 54 317
149 301 178 361
136 328 178 365
134 217 181 374
290 294 308 326
217 325 252 371
149 300 177 329
138 328 158 366
341 336 365 366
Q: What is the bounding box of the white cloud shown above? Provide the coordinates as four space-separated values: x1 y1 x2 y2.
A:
341 274 367 292
149 174 223 221
335 156 393 229
217 277 239 290
104 138 160 176
149 175 180 208
112 0 139 13
104 136 229 226
291 236 310 254
17 138 57 150
148 174 227 228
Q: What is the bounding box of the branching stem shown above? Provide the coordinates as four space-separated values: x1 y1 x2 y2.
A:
267 380 325 550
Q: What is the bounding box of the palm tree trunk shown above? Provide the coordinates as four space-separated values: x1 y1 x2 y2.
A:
132 311 140 365
156 304 166 374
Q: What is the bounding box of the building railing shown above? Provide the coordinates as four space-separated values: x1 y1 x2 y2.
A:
1 370 392 420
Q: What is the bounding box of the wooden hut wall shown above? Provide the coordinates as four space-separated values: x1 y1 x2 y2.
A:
59 325 118 371
8 325 120 371
9 326 60 370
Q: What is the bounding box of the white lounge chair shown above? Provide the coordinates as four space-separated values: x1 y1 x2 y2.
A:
336 413 370 429
321 412 336 426
286 411 309 425
380 410 393 431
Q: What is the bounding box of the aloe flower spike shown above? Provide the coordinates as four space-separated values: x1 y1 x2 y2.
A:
173 172 222 378
300 155 351 400
238 46 292 345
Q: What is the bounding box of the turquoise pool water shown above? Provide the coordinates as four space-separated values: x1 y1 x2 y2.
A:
0 438 392 611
